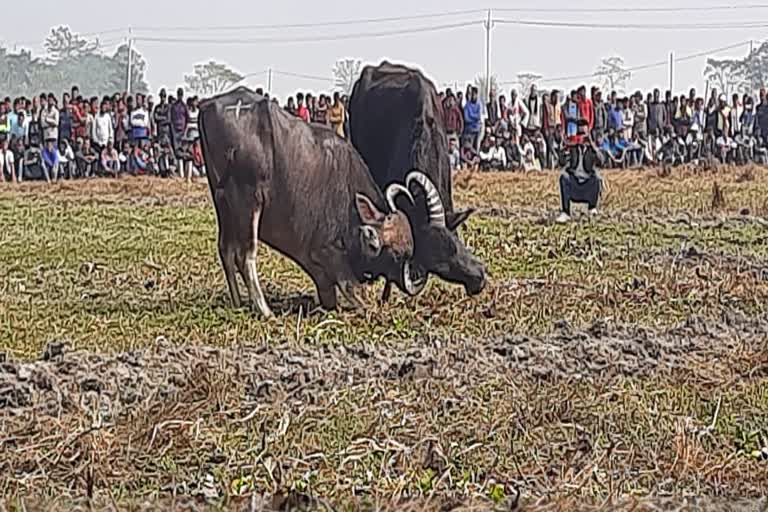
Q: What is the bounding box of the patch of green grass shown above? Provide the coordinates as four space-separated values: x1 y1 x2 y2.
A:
1 174 767 358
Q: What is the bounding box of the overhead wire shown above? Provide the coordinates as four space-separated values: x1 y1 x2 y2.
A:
132 8 486 32
493 19 768 30
492 3 768 13
133 21 479 45
512 41 752 86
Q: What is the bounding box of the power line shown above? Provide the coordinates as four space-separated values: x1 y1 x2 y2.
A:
272 69 336 82
519 41 751 86
133 8 485 32
494 19 768 30
11 27 127 48
493 3 768 13
134 21 479 45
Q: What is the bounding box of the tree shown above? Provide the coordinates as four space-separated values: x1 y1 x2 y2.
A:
473 74 499 105
184 61 244 97
113 43 149 94
44 26 98 62
332 58 361 96
0 29 149 98
516 72 542 96
704 57 748 97
594 56 631 94
743 41 768 93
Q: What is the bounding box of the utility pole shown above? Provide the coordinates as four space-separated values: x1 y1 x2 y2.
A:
267 68 273 94
126 27 133 95
668 52 673 93
750 39 754 55
484 9 493 105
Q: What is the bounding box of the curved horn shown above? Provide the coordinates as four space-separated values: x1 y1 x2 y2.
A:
385 183 414 213
402 260 428 296
406 171 446 227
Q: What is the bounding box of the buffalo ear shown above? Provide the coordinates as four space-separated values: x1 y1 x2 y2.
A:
356 193 386 225
446 208 474 231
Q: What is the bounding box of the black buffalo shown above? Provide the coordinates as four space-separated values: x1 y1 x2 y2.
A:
349 61 487 299
199 87 426 316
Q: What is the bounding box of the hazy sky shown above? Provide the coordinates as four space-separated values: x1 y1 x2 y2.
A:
4 0 763 99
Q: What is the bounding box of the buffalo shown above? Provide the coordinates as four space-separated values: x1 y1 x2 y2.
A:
199 87 427 316
349 61 487 300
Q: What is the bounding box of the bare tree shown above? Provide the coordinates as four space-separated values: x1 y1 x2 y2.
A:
594 56 631 94
516 72 543 96
332 58 361 96
473 74 499 105
44 26 98 62
704 57 749 97
184 61 244 97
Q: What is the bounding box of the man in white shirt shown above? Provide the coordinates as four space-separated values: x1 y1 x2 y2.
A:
479 136 508 170
0 138 16 182
91 100 114 154
507 89 530 137
42 94 59 144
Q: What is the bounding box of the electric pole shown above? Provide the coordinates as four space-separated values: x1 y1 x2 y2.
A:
267 68 273 94
484 9 493 105
126 27 133 95
668 52 673 93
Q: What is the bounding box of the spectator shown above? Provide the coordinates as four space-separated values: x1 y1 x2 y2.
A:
0 137 17 182
463 87 482 150
460 137 480 169
633 91 648 141
184 97 200 141
448 136 461 171
131 94 150 142
100 141 120 177
576 86 594 140
76 138 98 178
315 95 328 125
296 93 310 123
506 89 529 137
329 92 346 138
41 138 60 183
0 103 10 142
524 85 542 135
479 135 507 170
91 100 114 154
171 87 188 150
592 89 608 141
153 89 172 144
59 139 76 179
42 95 60 146
154 139 177 177
444 93 463 139
486 89 498 126
285 97 297 116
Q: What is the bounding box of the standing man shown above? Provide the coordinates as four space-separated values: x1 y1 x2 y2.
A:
153 89 172 145
525 85 542 136
170 87 188 151
463 87 482 151
592 88 608 142
130 94 150 143
576 86 594 142
91 100 114 156
329 92 346 138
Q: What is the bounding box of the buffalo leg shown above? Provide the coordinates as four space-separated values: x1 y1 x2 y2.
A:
380 281 393 304
338 281 365 310
316 280 338 311
243 209 273 318
219 242 241 308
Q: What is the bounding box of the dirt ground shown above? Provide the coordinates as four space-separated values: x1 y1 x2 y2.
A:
1 170 767 510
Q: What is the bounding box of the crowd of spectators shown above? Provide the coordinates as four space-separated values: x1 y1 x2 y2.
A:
0 85 352 184
0 86 210 183
443 84 768 172
5 79 767 183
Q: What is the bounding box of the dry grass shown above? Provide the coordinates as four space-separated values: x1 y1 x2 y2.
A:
1 168 767 510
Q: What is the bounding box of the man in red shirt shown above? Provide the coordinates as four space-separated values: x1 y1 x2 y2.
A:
296 93 310 123
577 86 595 141
71 97 88 141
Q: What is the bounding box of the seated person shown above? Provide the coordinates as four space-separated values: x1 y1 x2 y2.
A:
503 129 522 170
460 137 480 169
520 134 541 171
21 143 44 182
447 136 461 171
557 144 602 224
101 141 120 176
479 135 507 170
75 139 98 178
41 140 60 183
59 139 77 179
155 139 178 177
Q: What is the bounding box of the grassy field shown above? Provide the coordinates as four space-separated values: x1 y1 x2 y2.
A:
1 168 767 510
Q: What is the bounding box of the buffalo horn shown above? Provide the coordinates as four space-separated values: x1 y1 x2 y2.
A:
385 183 415 213
406 171 446 227
402 259 427 296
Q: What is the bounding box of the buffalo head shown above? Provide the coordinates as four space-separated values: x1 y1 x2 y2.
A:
354 184 425 295
390 171 487 297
